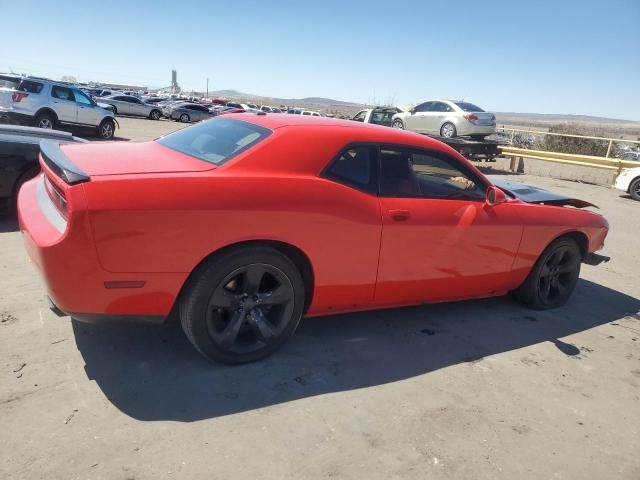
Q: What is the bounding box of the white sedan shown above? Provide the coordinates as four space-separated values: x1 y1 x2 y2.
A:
614 167 640 201
392 99 496 140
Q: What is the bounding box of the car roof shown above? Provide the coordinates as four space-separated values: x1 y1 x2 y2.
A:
222 112 460 151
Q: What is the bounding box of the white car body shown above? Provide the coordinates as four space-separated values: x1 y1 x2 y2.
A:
300 110 321 117
392 99 496 139
614 167 640 200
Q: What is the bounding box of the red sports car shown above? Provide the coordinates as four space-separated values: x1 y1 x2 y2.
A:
18 114 609 363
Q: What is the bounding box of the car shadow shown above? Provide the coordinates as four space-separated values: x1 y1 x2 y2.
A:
72 279 639 422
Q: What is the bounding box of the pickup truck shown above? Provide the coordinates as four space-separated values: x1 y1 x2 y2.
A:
351 106 501 162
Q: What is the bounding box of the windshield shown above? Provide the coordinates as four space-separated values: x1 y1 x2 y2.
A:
156 117 271 165
454 102 484 112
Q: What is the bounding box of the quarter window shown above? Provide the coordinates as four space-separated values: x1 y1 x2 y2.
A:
379 149 486 200
325 146 376 193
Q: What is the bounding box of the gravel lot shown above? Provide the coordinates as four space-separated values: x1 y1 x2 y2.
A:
1 117 639 479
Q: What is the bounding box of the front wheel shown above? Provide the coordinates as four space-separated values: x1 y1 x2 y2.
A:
97 119 115 140
149 109 161 120
513 237 582 309
179 246 306 364
629 177 640 201
440 122 457 138
179 113 190 123
392 119 404 129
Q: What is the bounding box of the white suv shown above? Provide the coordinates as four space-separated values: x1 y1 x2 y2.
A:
0 75 117 139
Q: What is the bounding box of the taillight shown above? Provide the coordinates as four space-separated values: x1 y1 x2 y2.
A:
464 114 479 122
12 92 29 102
44 175 68 219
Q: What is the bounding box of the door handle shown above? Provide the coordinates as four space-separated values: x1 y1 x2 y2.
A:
389 209 411 221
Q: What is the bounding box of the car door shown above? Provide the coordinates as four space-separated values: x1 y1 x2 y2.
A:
111 96 130 115
72 89 101 126
405 102 432 132
50 85 78 124
429 101 453 134
374 147 523 306
129 97 148 117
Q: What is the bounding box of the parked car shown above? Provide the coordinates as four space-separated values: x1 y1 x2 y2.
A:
0 124 86 212
215 107 247 116
98 95 163 120
352 107 398 127
169 103 216 123
392 100 496 140
614 167 640 201
226 102 250 110
18 114 609 364
300 110 321 116
0 76 117 139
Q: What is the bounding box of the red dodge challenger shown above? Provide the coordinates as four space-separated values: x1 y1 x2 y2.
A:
18 114 609 363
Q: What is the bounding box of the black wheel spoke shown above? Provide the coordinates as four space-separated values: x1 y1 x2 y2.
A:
548 249 564 267
259 284 291 306
249 309 276 342
218 311 244 348
209 288 234 308
539 276 551 300
244 265 265 293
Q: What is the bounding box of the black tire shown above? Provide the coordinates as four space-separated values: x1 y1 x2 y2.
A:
629 177 640 201
392 119 404 129
440 122 457 138
179 246 305 364
179 113 190 123
149 109 161 120
34 111 56 130
470 135 487 141
97 119 115 140
513 236 582 310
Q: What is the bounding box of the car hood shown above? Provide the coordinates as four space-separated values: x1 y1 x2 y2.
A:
59 141 215 176
492 179 598 209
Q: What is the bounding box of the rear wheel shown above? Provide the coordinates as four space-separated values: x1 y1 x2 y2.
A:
179 246 305 364
513 237 582 309
149 109 161 120
440 122 457 138
629 177 640 201
180 113 190 123
97 119 115 140
35 112 56 129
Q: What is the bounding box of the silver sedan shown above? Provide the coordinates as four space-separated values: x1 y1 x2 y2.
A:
169 103 216 123
392 100 496 140
98 95 163 120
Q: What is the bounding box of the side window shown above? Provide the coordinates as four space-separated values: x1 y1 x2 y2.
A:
379 149 486 200
433 102 452 112
18 80 44 93
414 102 433 113
51 86 73 101
353 111 367 122
73 89 92 105
130 97 142 104
325 146 376 193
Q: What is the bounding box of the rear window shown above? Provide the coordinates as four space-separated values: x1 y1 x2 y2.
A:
157 117 271 165
454 102 484 112
0 75 20 89
18 80 44 93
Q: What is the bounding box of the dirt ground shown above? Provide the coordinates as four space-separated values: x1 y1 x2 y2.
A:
1 117 639 479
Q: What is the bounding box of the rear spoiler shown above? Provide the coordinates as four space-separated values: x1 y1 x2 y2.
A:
40 140 89 184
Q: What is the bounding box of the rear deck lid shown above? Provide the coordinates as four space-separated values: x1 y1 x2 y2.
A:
59 141 216 177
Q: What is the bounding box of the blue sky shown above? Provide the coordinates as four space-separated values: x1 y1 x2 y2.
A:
2 0 639 120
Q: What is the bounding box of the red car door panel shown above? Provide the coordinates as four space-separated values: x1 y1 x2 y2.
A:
376 198 523 305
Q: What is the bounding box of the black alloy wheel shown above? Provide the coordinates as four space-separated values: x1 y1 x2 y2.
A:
206 264 294 354
179 246 305 363
514 237 582 309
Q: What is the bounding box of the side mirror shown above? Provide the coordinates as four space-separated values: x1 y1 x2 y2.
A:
485 185 507 206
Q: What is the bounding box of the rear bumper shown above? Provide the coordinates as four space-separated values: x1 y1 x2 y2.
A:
458 123 496 136
18 175 176 321
46 295 165 325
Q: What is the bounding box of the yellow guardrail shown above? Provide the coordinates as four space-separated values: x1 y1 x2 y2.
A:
496 128 640 176
498 146 639 172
